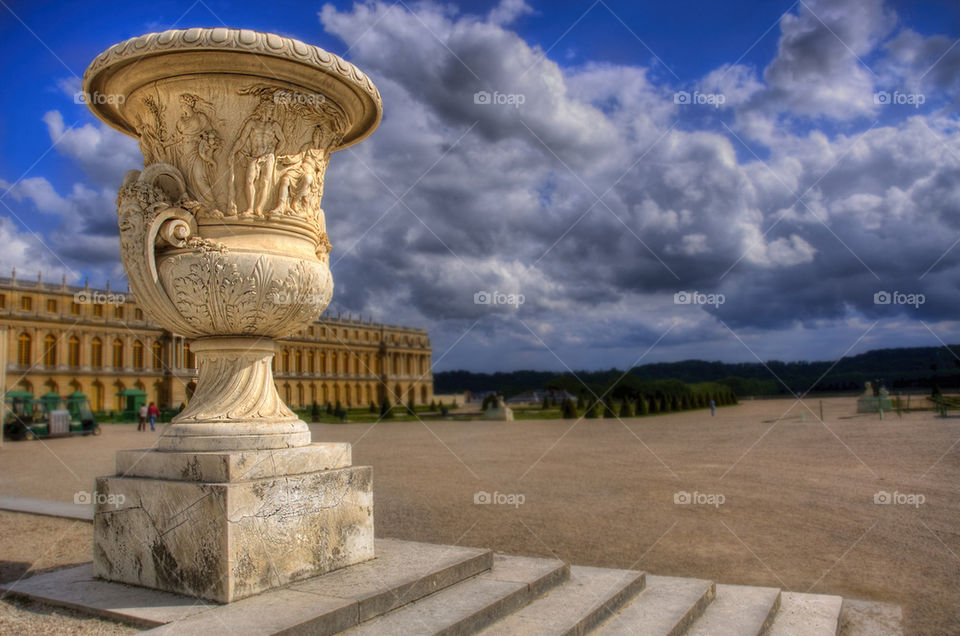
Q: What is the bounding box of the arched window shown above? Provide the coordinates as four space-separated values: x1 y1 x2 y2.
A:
112 339 124 368
43 334 57 367
332 352 338 374
406 355 413 375
91 337 102 368
135 308 143 320
308 351 315 374
284 383 292 403
295 349 303 374
133 340 144 369
320 353 326 373
68 336 80 368
282 349 290 373
152 341 163 369
297 383 304 406
185 343 195 369
17 332 31 366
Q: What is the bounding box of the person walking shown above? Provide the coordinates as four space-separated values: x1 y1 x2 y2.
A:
147 402 159 431
138 403 148 431
709 399 716 417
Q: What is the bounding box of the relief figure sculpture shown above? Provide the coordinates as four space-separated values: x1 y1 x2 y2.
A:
228 97 285 217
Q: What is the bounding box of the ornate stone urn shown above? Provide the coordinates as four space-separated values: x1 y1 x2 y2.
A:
83 28 381 602
85 27 381 452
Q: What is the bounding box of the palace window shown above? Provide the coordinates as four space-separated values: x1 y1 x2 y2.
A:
133 340 144 369
43 334 57 367
91 338 103 368
0 294 5 308
115 305 124 319
152 341 163 370
21 296 32 311
93 304 103 317
68 336 80 368
91 382 104 411
308 350 315 373
282 349 290 373
112 339 124 368
71 302 80 316
185 343 195 369
295 349 303 374
135 308 143 320
47 299 57 313
17 332 31 366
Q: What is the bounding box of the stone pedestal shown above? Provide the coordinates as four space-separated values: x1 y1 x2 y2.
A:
93 443 374 603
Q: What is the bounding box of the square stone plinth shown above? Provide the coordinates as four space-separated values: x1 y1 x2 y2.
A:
114 443 352 482
93 446 373 603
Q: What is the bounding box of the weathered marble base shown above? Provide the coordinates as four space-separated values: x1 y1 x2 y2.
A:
93 444 374 603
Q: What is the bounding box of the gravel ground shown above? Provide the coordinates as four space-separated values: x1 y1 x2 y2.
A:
0 398 956 634
0 511 135 635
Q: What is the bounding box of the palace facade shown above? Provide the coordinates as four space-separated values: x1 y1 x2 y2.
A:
0 274 433 412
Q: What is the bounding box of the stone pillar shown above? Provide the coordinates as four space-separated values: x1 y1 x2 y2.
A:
83 28 382 602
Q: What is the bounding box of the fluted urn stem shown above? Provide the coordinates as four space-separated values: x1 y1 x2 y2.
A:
159 337 311 451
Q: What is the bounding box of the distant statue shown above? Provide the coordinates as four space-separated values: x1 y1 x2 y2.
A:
857 381 891 414
485 394 514 421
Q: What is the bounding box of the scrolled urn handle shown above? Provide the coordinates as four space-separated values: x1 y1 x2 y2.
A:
116 162 212 336
158 218 192 247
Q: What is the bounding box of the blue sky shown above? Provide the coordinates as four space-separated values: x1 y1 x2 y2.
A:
2 0 960 372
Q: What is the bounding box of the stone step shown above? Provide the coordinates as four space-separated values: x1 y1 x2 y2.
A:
685 584 781 636
767 591 843 636
590 575 715 636
476 565 645 636
339 553 569 636
0 538 490 633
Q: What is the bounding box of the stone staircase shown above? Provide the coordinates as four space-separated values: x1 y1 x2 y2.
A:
0 538 900 635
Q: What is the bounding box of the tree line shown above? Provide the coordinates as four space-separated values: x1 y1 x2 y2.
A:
436 344 960 398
